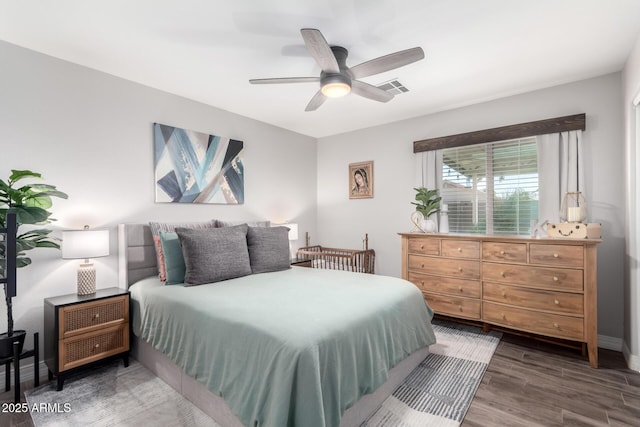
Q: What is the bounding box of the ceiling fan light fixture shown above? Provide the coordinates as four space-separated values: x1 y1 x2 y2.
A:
320 73 351 98
321 81 351 98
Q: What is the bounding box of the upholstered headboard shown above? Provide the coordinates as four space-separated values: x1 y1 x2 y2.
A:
118 223 157 288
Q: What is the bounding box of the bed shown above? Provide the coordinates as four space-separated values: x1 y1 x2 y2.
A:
118 223 435 427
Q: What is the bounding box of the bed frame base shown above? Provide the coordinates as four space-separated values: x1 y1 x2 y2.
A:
132 336 428 427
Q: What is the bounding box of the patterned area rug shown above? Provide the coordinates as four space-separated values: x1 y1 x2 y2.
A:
363 320 502 426
25 321 499 427
25 360 217 427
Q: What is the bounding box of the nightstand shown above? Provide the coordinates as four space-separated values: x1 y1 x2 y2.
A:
44 287 130 391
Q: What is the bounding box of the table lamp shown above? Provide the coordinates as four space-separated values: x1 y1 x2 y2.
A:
62 225 109 295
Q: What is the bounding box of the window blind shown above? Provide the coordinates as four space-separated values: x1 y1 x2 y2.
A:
441 137 538 235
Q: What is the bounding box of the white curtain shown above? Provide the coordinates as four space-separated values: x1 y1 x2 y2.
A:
537 130 584 223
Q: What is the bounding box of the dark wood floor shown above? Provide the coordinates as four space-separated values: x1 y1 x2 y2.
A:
2 336 640 427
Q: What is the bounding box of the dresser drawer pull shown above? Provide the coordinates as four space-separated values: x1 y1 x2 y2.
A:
553 322 559 329
421 263 425 268
459 306 463 312
554 299 560 305
94 313 100 320
421 281 425 286
501 313 506 320
501 272 506 278
459 286 463 292
458 247 462 252
500 250 505 255
553 276 559 282
458 267 463 272
501 291 507 297
553 253 559 258
420 245 424 249
95 343 100 349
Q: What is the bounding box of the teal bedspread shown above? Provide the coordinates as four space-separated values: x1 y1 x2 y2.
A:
130 267 435 427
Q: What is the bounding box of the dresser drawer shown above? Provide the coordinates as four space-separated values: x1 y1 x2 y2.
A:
483 263 583 291
482 242 527 263
530 244 583 268
424 292 481 320
60 295 128 339
59 324 129 372
409 255 480 280
441 240 480 259
483 282 583 315
483 302 583 340
408 238 440 255
409 272 480 298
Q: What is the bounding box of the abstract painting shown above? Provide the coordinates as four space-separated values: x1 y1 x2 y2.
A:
154 123 244 204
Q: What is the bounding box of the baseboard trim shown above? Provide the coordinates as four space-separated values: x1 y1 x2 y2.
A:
623 341 640 372
598 334 623 351
0 360 48 389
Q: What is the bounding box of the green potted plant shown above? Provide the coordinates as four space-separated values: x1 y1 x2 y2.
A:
412 187 441 232
0 170 67 357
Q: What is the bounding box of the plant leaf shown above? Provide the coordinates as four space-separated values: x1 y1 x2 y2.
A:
9 169 41 184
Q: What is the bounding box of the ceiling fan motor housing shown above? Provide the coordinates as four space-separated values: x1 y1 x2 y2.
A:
320 46 352 97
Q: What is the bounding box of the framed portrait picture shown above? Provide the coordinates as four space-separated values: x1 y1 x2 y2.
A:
349 161 373 199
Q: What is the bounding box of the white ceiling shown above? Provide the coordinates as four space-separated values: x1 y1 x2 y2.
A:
1 0 640 138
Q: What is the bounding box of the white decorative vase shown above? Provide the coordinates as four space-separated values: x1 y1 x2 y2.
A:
421 219 437 233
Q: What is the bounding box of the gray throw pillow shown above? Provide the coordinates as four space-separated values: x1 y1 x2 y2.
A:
176 225 251 286
247 226 291 274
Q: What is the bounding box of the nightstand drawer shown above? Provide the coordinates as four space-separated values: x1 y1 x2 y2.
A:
59 324 129 372
60 295 128 339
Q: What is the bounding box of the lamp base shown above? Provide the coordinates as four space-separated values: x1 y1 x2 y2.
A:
77 263 96 295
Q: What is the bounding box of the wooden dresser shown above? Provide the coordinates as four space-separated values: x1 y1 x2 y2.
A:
400 233 600 367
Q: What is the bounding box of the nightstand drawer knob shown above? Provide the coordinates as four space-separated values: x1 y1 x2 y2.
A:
553 276 559 282
95 343 100 348
457 247 462 252
500 250 505 255
94 313 100 319
554 299 560 305
458 267 463 272
553 253 559 258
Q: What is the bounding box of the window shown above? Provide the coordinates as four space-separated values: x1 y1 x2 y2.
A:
440 137 538 235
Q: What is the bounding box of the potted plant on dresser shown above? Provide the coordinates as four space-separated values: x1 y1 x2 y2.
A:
412 187 441 233
0 170 67 358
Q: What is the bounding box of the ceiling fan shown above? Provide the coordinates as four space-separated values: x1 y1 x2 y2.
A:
249 28 425 111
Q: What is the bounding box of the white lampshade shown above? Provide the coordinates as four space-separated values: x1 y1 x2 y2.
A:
287 223 299 241
62 229 110 260
62 227 109 296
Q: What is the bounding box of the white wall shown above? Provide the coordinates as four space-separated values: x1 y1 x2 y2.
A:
622 32 640 370
0 41 317 359
317 73 625 342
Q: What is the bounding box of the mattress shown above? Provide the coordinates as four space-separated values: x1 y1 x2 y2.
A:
129 267 435 427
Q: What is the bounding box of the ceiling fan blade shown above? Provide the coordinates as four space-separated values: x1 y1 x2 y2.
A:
351 80 394 103
305 90 327 111
249 77 320 84
300 28 340 73
350 47 425 79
